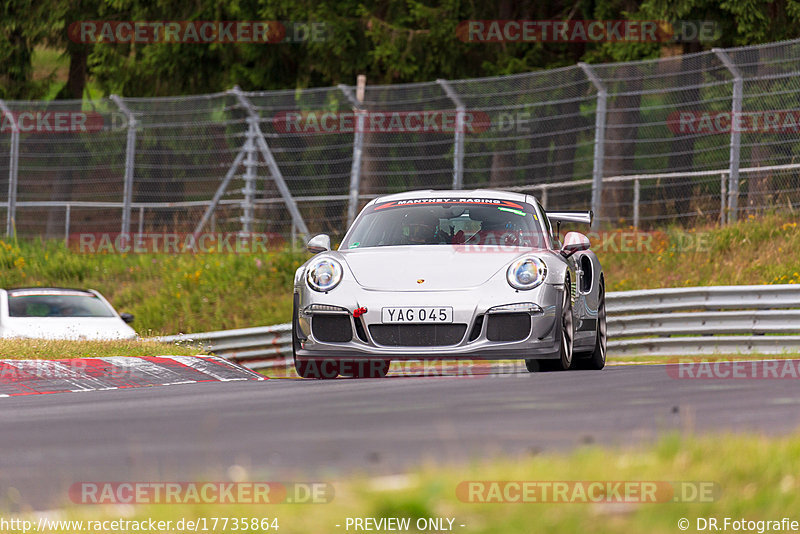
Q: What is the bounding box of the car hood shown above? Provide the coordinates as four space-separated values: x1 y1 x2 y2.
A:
339 245 548 291
0 317 137 340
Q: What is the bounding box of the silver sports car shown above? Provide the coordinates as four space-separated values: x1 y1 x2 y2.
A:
292 189 606 378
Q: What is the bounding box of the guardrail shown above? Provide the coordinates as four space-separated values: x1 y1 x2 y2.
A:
155 324 292 370
607 284 800 356
153 285 800 369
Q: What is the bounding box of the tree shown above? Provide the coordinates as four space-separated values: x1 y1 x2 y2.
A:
0 0 55 99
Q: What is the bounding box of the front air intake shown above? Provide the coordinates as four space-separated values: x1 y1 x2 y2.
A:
369 324 467 347
312 315 353 342
486 313 531 342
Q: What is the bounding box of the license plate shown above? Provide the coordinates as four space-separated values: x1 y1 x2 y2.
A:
381 307 453 324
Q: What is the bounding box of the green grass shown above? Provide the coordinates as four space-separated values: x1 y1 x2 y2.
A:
609 353 800 365
17 431 800 532
0 238 306 335
597 215 800 292
0 338 204 359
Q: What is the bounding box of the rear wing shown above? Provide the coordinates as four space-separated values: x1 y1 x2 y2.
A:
546 210 593 225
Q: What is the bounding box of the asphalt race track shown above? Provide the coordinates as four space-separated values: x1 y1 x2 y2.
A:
2 361 800 510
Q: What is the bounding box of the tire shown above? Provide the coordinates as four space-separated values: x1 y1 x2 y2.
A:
577 279 607 370
294 358 340 379
292 295 339 379
525 358 560 372
526 277 574 372
339 359 391 378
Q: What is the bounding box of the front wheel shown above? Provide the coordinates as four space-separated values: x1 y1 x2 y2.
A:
339 359 391 378
577 279 607 370
526 279 574 372
294 358 340 379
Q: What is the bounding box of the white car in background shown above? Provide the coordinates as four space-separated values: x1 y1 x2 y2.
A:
0 288 137 340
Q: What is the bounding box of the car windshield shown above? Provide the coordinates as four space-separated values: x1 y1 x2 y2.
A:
7 290 115 318
342 198 546 249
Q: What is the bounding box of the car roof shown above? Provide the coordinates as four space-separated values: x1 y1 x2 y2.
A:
5 287 97 296
370 189 534 205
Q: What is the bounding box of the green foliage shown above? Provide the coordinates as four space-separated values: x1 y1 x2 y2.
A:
599 215 800 291
641 0 800 46
0 0 59 99
13 0 800 100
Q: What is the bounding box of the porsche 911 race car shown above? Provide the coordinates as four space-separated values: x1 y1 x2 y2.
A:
292 189 606 378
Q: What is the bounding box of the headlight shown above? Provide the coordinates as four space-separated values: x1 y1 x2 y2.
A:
306 258 343 292
506 257 547 290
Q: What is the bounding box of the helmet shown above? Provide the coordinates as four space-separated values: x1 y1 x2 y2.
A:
479 207 511 232
406 210 440 244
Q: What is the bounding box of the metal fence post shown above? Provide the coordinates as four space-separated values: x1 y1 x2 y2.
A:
241 116 258 234
64 204 70 245
633 178 640 229
6 129 19 238
578 63 607 231
720 172 727 225
713 49 742 225
437 79 465 189
340 77 366 226
0 100 19 237
230 86 310 237
194 149 247 236
110 95 136 235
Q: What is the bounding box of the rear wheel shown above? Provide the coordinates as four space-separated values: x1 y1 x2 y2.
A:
526 278 574 372
292 296 339 379
577 279 607 370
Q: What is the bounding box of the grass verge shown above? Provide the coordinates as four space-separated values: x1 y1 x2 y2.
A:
0 338 203 360
609 353 800 365
597 214 800 291
15 431 800 533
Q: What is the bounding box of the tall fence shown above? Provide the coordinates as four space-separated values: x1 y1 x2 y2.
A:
3 38 800 241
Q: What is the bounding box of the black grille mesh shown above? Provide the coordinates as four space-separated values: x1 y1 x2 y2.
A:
486 313 531 342
369 324 467 346
312 315 353 342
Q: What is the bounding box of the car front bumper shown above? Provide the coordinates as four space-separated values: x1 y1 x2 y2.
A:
294 281 564 361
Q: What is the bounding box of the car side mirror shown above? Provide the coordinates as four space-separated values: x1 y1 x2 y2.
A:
120 312 134 324
307 234 331 254
560 231 590 258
